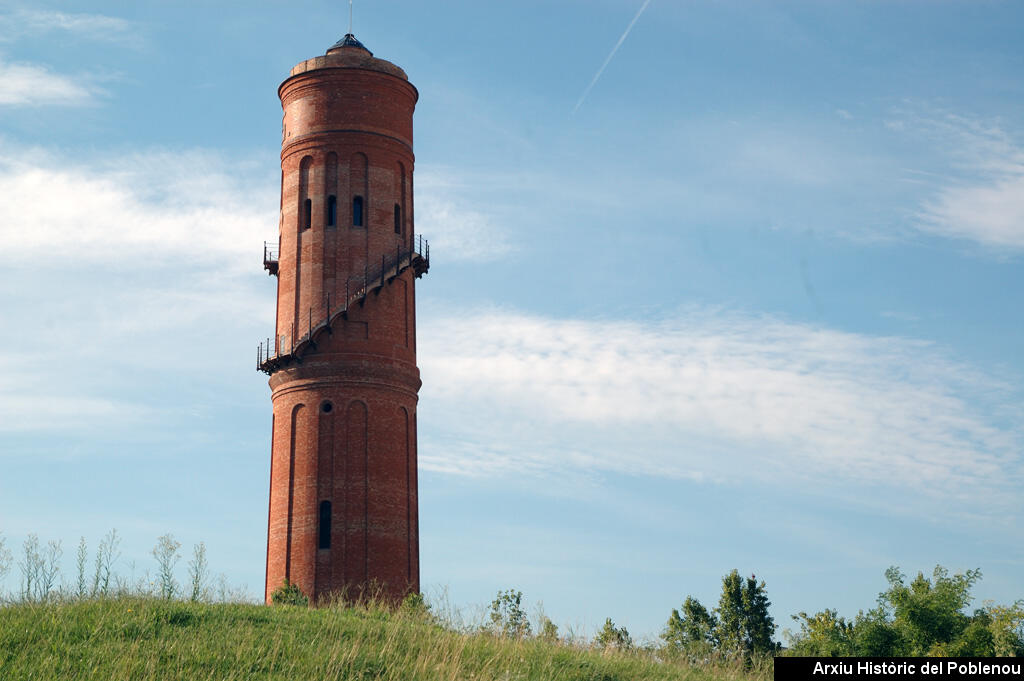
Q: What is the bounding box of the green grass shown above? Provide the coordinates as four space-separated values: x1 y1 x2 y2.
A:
0 596 769 681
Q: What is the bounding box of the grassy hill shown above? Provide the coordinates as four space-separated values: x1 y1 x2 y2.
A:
0 596 769 681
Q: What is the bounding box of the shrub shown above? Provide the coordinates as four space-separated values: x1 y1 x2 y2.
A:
271 579 309 607
399 591 434 623
538 614 560 642
489 589 531 638
595 617 633 651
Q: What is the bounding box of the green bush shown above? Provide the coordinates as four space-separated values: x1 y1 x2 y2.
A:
595 617 633 651
399 591 435 623
270 579 308 607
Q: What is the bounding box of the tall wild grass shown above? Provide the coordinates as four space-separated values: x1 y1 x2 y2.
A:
0 530 772 681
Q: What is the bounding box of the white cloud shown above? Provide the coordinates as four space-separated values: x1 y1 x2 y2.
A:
1 8 140 46
0 145 277 436
415 170 515 261
905 111 1024 251
0 145 278 269
919 174 1024 250
0 9 140 107
0 59 97 106
419 308 1023 509
3 144 1020 519
18 10 132 36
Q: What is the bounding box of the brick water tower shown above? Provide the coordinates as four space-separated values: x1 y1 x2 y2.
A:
257 32 428 604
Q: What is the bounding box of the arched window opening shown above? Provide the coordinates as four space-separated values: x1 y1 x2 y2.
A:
327 195 337 227
303 198 312 230
353 195 364 227
318 500 331 549
394 203 402 234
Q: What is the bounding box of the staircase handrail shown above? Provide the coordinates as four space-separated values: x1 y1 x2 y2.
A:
257 236 428 373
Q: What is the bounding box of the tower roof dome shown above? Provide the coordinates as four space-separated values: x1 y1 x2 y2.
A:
328 33 370 53
283 33 408 81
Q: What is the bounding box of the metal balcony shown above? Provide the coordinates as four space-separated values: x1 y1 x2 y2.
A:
263 241 279 276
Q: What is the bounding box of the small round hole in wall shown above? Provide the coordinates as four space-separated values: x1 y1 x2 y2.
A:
321 401 333 413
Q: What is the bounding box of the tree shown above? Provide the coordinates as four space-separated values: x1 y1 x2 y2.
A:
851 609 907 656
743 572 777 655
949 613 995 657
716 570 744 655
595 617 633 650
879 565 982 656
985 601 1024 657
784 565 1019 658
489 589 531 638
663 596 717 656
787 609 855 656
716 570 778 658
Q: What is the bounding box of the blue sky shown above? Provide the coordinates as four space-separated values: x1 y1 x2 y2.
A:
1 0 1022 642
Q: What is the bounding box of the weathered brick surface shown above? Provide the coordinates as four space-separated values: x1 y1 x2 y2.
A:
265 41 421 605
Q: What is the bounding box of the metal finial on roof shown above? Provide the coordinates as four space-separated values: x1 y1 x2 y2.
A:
349 0 354 34
329 32 371 54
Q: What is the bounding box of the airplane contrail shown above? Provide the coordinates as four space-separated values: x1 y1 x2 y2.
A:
573 0 653 115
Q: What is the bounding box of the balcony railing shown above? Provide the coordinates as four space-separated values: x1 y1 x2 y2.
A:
263 241 280 276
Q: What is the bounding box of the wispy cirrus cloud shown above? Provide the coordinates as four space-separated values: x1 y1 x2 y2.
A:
0 58 98 106
920 175 1024 250
419 308 1023 513
903 110 1024 251
0 7 142 107
415 169 516 261
0 8 141 47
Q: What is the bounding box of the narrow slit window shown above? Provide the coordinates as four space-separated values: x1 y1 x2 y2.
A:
352 195 364 227
303 198 312 230
327 195 337 227
394 203 402 234
318 500 331 549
